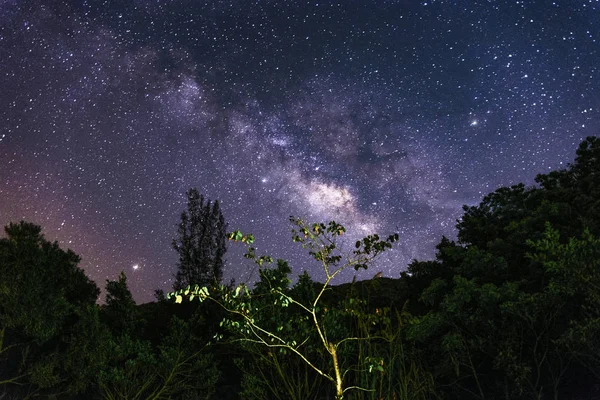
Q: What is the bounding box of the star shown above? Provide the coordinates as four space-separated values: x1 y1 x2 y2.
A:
0 0 594 302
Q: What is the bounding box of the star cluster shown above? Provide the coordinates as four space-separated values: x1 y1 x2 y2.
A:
1 1 598 302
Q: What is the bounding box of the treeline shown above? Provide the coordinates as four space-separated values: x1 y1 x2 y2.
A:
1 137 600 399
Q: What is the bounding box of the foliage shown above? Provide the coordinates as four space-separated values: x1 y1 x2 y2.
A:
402 136 600 399
527 224 600 381
235 345 325 400
0 223 220 399
3 137 600 399
172 188 227 290
170 217 399 399
99 272 219 400
99 317 219 400
103 271 139 336
0 221 101 398
0 222 99 340
341 295 436 400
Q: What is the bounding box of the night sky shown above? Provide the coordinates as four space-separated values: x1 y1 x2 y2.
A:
1 1 598 303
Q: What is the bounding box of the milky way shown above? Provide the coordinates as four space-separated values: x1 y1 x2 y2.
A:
1 1 598 302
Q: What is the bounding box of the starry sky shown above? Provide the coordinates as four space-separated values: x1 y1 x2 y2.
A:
1 0 598 303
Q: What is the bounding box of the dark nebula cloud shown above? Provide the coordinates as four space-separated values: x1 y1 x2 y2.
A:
1 0 598 302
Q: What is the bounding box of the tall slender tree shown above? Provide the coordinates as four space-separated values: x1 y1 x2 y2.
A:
172 189 227 290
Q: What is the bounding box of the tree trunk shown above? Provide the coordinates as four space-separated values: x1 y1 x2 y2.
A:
330 343 344 399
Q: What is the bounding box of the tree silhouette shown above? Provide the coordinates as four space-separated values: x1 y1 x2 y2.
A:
0 221 101 397
172 188 227 290
103 271 138 336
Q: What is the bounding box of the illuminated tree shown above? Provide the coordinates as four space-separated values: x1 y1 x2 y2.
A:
170 217 399 399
